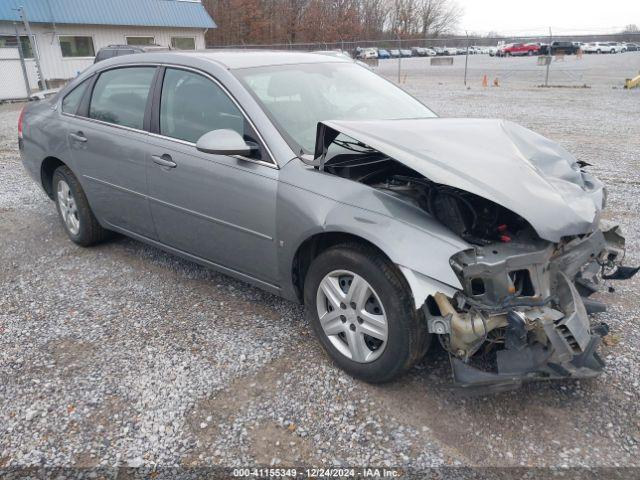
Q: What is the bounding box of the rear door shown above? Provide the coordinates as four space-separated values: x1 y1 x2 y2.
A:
65 65 158 238
145 67 279 286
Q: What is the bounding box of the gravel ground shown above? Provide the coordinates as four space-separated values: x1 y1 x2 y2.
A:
1 52 639 475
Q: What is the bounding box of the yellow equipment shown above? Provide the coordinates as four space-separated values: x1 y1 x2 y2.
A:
625 72 640 89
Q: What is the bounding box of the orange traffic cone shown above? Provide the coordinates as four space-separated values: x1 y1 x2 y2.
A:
482 74 488 87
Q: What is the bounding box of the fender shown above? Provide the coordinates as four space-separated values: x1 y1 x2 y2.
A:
277 166 468 307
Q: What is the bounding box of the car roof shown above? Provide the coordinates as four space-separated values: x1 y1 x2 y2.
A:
175 49 350 69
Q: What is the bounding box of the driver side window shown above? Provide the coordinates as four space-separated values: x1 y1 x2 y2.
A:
160 68 263 160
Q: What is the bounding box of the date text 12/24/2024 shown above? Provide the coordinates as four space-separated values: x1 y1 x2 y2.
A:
232 468 401 478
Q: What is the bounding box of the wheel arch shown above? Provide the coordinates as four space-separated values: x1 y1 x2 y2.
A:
40 156 67 200
291 231 393 303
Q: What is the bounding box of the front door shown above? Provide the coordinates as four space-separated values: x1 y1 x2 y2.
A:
66 66 157 238
146 67 279 286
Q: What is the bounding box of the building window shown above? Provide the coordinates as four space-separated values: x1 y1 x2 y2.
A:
0 35 35 58
59 36 95 57
171 37 196 50
126 36 155 46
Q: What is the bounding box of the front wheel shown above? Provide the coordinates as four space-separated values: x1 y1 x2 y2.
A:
304 244 430 383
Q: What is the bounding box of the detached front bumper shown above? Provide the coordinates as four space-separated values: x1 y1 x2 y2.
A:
424 225 637 393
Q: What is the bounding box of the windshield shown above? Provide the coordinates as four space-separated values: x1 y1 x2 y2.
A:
234 62 436 154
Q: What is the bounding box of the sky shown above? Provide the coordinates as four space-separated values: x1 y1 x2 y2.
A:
455 0 640 36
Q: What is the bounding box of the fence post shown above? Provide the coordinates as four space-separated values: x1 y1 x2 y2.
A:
13 21 31 98
545 27 552 87
397 37 401 83
464 31 469 86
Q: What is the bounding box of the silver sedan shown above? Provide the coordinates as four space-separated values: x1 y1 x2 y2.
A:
19 50 636 391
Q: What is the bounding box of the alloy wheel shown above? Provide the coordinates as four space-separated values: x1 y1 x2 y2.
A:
316 269 388 363
57 179 80 235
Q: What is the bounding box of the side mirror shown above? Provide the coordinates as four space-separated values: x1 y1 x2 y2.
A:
196 129 254 156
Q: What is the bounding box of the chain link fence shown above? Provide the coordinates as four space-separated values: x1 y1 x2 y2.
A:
0 47 31 102
208 32 640 88
0 27 44 103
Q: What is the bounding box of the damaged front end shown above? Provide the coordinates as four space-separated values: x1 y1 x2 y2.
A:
427 226 635 392
308 118 638 392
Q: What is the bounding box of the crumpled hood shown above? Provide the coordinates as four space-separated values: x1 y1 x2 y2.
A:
317 118 604 242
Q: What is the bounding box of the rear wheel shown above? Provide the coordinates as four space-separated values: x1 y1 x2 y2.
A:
53 165 109 246
304 243 430 383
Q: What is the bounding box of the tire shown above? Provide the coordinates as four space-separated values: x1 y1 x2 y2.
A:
52 165 109 247
304 243 430 383
596 49 601 54
527 50 534 56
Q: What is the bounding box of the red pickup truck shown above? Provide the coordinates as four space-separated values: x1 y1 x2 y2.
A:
497 43 540 57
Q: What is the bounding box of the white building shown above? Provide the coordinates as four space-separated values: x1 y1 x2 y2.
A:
0 0 215 91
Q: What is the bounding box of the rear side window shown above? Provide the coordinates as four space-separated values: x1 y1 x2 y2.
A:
89 67 155 129
159 68 246 144
62 79 89 114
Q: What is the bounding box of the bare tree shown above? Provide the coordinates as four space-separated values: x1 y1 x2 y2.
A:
419 0 462 37
203 0 463 46
360 0 391 39
389 0 421 38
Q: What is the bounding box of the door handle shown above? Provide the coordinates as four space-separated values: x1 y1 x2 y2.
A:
151 154 177 169
69 132 87 143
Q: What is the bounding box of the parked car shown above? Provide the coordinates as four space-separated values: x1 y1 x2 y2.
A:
399 49 412 57
357 48 378 59
498 43 540 57
433 47 444 56
538 41 580 55
94 44 170 63
389 49 400 58
19 51 637 390
487 46 498 56
625 43 639 52
377 49 391 59
442 46 458 55
411 47 427 57
582 42 619 54
425 48 437 56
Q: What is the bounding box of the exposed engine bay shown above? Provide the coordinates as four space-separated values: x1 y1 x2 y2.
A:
312 128 638 392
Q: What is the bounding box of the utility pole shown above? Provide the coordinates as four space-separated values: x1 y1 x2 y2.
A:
464 30 470 86
13 22 32 97
545 27 552 87
18 6 46 90
397 35 402 83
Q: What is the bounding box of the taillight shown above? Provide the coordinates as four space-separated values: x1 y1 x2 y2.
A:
17 106 25 139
